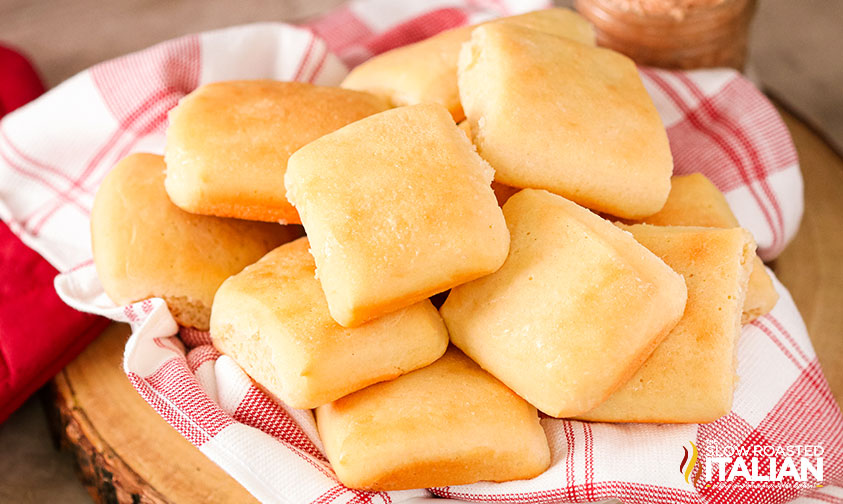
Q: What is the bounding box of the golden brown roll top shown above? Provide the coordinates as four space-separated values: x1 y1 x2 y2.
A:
285 104 509 328
458 23 673 219
635 173 778 323
341 8 596 122
316 347 551 491
164 80 390 224
441 189 687 418
209 237 449 409
578 224 756 423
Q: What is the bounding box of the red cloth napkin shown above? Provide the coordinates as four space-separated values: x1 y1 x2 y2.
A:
0 45 45 115
0 44 107 423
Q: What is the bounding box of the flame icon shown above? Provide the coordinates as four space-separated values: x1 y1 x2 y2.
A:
679 441 698 484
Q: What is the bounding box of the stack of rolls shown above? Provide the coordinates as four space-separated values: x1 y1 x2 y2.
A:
90 7 778 492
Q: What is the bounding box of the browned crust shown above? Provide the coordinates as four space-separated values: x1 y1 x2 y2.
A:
174 200 301 225
578 410 729 425
576 227 755 423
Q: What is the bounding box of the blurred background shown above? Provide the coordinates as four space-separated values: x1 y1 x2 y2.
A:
0 0 840 502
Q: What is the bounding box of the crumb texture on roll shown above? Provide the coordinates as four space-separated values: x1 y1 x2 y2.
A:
210 237 449 409
164 80 390 224
441 189 687 418
285 104 510 327
316 347 551 491
635 173 778 322
578 224 755 423
91 153 300 330
458 23 673 219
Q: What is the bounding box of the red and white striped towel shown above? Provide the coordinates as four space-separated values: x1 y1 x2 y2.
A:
2 1 840 503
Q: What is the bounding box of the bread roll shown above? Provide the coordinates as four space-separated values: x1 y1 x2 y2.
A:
341 8 595 121
636 173 778 323
285 104 509 327
578 225 755 423
316 347 550 490
91 153 300 330
637 173 741 228
440 189 687 417
342 26 472 121
743 258 780 323
458 121 519 207
499 8 596 43
457 119 472 138
164 81 389 224
210 237 448 409
458 23 672 219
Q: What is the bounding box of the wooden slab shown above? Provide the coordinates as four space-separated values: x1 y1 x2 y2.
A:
48 323 257 504
46 107 843 503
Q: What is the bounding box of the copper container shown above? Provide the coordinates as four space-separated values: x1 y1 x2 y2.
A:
575 0 757 70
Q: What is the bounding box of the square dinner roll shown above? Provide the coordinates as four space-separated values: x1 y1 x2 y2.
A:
91 153 300 330
440 189 687 418
578 225 755 423
458 23 673 219
209 237 449 409
285 104 509 327
635 173 778 323
340 8 595 122
316 347 551 491
636 173 742 228
164 81 389 224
